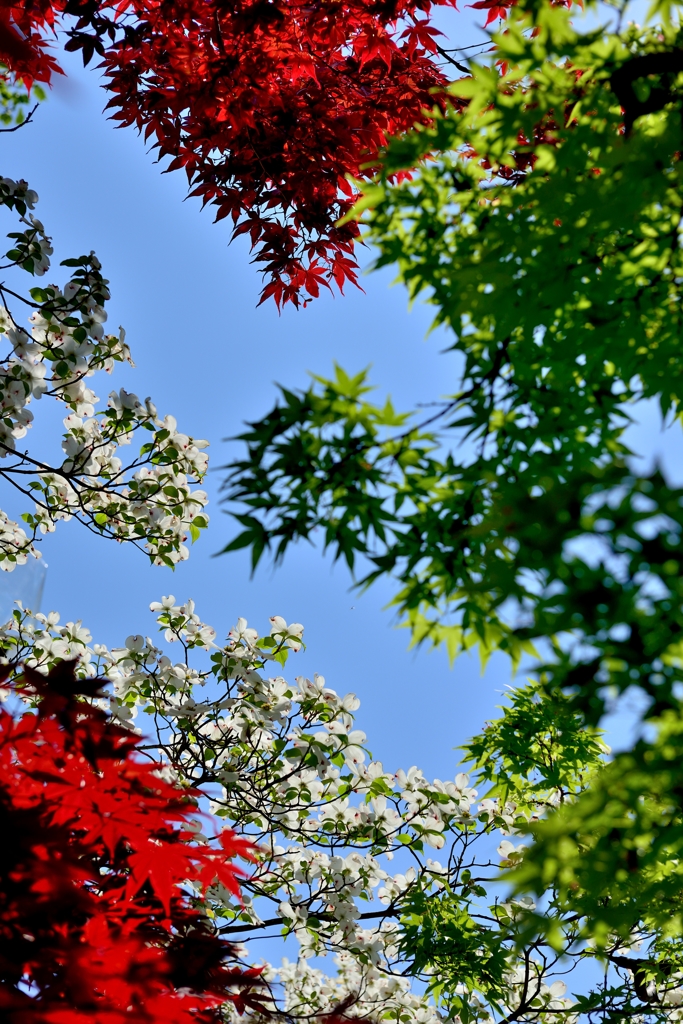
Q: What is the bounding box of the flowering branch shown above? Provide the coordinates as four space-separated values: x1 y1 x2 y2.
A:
0 599 615 1024
0 175 209 570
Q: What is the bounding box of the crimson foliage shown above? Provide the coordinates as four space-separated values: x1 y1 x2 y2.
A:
1 0 460 306
0 660 259 1024
0 1 62 88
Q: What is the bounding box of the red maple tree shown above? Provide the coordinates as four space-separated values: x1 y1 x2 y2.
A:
0 659 262 1023
0 0 463 306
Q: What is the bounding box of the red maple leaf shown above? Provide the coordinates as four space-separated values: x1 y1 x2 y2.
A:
0 662 261 1023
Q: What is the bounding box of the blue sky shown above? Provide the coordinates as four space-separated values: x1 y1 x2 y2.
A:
0 1 679 784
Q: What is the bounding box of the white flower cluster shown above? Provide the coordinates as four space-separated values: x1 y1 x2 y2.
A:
0 177 209 568
0 598 573 1024
246 951 444 1024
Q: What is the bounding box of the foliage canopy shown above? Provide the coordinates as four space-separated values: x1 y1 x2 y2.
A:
0 0 466 306
221 0 683 997
223 0 683 707
9 0 683 1020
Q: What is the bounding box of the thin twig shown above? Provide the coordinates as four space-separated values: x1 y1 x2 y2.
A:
0 104 39 134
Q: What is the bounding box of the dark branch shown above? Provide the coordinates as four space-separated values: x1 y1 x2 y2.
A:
0 104 39 134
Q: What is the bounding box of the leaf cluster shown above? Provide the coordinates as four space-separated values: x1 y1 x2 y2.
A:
221 1 683 991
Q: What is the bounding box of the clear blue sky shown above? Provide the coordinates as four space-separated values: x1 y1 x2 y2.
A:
0 2 678 780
